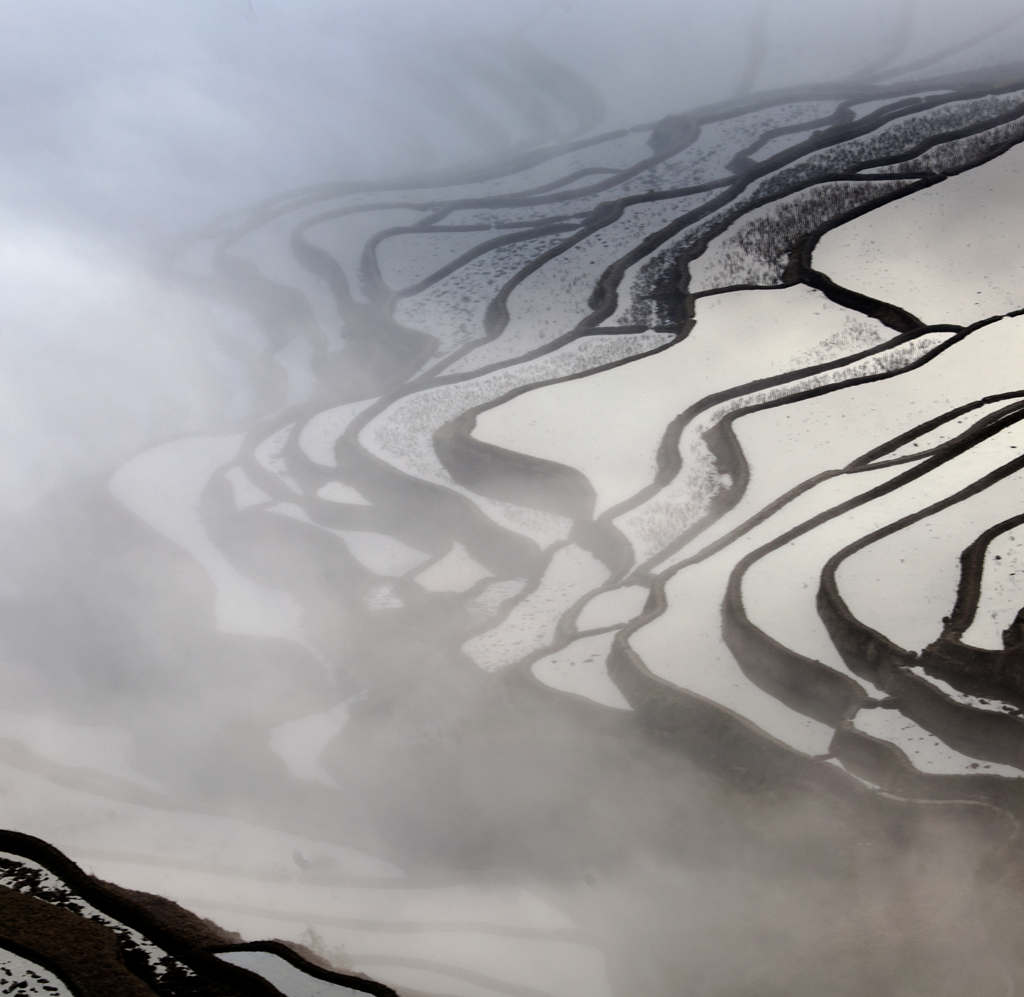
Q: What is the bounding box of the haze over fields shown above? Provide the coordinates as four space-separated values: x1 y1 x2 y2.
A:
7 2 1024 995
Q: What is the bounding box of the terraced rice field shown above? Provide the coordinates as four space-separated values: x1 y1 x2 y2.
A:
10 14 1024 996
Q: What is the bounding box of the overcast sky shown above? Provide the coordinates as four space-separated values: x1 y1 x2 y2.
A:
3 0 1020 239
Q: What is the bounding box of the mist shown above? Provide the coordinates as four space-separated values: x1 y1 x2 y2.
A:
5 1 1024 995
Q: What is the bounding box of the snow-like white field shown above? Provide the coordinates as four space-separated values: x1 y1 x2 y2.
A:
476 285 889 520
393 232 568 359
110 436 304 641
375 227 516 294
0 948 73 997
531 632 631 710
217 950 368 997
816 139 1024 324
361 331 667 546
414 543 491 593
961 525 1024 649
463 545 608 672
852 706 1023 777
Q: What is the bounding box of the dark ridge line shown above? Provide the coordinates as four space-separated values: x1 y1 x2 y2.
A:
796 243 933 335
849 390 1024 469
603 321 951 561
844 104 1024 190
221 333 563 581
232 406 544 585
829 723 1024 812
585 166 889 329
647 392 1024 593
862 105 1024 177
920 639 1024 707
605 576 902 806
857 397 1024 471
608 588 1022 863
739 393 1024 615
599 102 1024 565
0 829 289 997
434 420 595 522
212 941 399 997
668 393 1024 744
0 886 157 997
945 512 1024 638
761 82 1024 177
457 125 704 368
287 231 439 370
816 452 1024 751
434 333 679 551
331 433 547 582
201 74 980 317
167 77 1024 724
234 73 1024 443
829 655 1024 787
388 176 737 322
586 81 1022 330
722 559 868 727
178 68 1024 704
729 104 853 175
314 191 727 411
